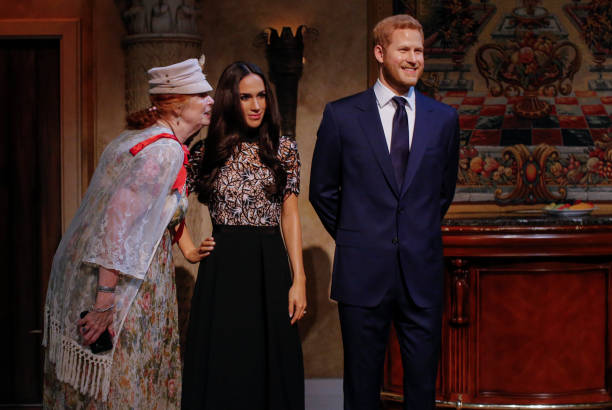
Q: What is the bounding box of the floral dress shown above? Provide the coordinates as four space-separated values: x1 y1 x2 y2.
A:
43 195 187 409
43 125 188 409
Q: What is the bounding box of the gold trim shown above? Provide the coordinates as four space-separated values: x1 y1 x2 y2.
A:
381 392 612 409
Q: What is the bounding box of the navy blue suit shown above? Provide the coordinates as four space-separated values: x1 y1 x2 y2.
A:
309 87 459 409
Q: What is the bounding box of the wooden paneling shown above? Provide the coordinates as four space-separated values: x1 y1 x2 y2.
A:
477 265 607 396
383 224 612 409
0 10 95 229
0 38 61 406
0 2 108 408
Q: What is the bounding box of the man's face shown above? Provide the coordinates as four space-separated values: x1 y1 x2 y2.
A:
375 28 424 94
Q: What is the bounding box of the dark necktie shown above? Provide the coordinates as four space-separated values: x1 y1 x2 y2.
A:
390 96 410 188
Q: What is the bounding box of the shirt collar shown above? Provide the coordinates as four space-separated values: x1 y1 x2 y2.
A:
374 79 415 110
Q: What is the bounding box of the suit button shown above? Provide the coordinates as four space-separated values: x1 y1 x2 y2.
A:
398 208 404 214
392 237 399 244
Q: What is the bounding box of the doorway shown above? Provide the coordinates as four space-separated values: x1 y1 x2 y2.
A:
0 38 62 408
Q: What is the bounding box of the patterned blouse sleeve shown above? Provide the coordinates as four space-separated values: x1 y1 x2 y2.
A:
186 139 204 194
279 136 301 196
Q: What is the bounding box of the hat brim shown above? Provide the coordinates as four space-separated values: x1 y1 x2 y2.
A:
149 81 213 95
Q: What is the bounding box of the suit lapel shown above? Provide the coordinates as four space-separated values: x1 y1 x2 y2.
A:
357 88 399 198
401 91 433 198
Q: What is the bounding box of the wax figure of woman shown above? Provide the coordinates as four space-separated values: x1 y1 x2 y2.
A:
182 61 306 410
43 58 216 409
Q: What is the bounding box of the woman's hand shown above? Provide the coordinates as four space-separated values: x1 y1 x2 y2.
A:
281 194 307 325
288 278 307 325
77 292 116 346
178 225 215 263
78 310 115 346
184 236 215 263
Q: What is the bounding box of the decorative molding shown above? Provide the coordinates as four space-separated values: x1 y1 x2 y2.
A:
456 140 612 204
446 258 471 401
450 259 470 325
122 35 202 112
494 144 567 204
116 1 203 113
117 0 201 35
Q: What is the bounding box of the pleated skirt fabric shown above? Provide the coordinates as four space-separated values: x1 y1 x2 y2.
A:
182 225 304 410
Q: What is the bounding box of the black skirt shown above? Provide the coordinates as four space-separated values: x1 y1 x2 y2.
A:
182 225 304 410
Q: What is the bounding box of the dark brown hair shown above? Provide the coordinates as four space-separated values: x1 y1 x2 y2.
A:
194 61 286 205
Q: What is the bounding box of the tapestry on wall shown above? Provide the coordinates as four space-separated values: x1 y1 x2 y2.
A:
394 0 612 204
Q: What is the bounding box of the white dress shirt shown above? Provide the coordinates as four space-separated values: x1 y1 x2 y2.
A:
373 79 416 152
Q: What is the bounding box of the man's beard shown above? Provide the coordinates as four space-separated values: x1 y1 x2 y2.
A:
382 63 418 93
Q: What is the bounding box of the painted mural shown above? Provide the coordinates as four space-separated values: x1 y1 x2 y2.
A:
394 0 612 204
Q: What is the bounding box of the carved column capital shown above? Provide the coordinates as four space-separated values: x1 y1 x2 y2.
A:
116 0 204 112
450 258 470 326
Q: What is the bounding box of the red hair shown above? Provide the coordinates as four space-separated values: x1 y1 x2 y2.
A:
125 94 191 129
372 14 424 48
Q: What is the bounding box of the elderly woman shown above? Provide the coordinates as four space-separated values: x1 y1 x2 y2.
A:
182 61 306 410
43 58 215 409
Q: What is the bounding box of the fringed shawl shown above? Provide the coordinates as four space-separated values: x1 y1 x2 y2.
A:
43 125 185 401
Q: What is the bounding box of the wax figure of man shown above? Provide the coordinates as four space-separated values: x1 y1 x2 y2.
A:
309 14 460 410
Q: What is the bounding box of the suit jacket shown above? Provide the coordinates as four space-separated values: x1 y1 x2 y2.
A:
309 88 459 308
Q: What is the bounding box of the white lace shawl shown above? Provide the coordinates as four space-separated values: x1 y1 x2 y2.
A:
43 125 184 401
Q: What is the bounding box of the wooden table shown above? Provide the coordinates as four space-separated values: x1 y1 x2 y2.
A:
382 213 612 409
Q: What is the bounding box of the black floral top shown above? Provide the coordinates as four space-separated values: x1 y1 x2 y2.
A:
187 136 300 226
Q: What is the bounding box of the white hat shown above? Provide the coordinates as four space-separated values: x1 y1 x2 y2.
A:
148 58 213 94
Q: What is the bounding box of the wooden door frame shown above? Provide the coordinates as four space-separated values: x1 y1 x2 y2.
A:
0 18 85 231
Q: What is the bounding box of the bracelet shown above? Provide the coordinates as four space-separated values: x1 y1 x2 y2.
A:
91 304 115 313
97 285 116 293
